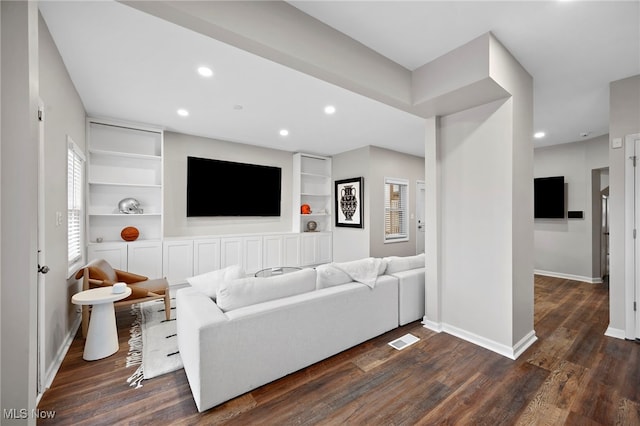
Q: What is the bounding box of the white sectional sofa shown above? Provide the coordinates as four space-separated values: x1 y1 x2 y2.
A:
177 254 424 412
384 255 426 325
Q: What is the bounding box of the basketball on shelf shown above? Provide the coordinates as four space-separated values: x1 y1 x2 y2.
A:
121 226 140 241
301 204 312 214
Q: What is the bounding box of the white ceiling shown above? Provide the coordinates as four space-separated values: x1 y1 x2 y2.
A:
39 1 639 158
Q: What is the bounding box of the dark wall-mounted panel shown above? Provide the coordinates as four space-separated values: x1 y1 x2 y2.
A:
568 211 584 219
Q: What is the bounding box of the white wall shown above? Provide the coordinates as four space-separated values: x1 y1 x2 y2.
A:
163 131 293 237
332 145 424 261
332 146 370 261
534 135 609 282
1 1 40 420
440 98 514 346
0 0 3 412
368 146 424 258
608 75 640 336
38 13 87 383
489 34 535 350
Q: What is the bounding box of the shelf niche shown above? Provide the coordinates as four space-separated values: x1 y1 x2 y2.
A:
293 153 332 233
87 118 164 244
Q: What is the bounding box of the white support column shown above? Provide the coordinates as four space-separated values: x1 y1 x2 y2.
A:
423 116 442 331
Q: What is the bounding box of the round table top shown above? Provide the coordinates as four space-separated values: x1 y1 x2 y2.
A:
254 266 302 278
72 286 132 305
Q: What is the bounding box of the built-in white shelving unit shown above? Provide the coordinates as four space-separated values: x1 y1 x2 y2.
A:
86 118 164 243
86 118 164 276
293 153 332 233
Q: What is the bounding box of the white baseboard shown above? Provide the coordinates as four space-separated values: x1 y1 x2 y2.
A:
535 269 603 284
422 317 443 333
43 314 81 391
604 326 626 340
512 330 538 359
426 322 537 360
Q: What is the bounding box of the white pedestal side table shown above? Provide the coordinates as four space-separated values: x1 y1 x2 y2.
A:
72 286 132 361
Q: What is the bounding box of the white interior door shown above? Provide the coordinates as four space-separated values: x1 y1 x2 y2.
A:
416 181 425 254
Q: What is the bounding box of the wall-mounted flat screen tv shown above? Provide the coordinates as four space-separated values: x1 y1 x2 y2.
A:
187 156 281 217
534 176 565 219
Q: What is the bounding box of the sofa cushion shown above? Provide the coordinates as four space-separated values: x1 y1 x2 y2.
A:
186 264 244 300
316 264 353 289
216 268 316 312
332 257 387 288
384 253 425 274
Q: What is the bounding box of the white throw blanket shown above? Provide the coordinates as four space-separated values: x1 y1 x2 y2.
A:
332 257 385 288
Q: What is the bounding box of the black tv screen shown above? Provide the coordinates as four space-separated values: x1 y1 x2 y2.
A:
534 176 565 219
187 156 281 217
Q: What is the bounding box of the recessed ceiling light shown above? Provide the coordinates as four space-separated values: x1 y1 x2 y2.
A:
197 66 213 77
534 131 546 139
233 104 244 110
279 129 289 137
324 105 336 115
177 109 189 117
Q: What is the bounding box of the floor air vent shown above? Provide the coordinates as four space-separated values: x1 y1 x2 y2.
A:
388 333 420 350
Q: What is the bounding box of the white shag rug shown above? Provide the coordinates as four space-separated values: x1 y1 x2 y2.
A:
126 295 183 388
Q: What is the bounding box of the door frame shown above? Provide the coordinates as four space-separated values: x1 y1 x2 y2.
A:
416 180 425 254
37 100 46 396
625 133 640 339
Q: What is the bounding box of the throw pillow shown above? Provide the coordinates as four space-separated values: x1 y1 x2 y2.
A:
216 268 316 312
186 264 245 300
384 253 425 274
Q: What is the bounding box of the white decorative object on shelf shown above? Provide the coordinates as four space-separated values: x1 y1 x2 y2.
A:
118 197 142 214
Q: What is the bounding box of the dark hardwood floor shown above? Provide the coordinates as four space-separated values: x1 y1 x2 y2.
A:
38 275 640 425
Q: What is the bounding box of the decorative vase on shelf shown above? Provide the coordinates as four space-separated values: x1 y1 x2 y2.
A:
340 185 357 221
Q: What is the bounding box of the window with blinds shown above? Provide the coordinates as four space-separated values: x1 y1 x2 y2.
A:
384 177 409 243
67 138 85 271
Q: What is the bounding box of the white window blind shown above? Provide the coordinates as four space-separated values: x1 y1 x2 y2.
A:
384 177 409 243
67 139 85 270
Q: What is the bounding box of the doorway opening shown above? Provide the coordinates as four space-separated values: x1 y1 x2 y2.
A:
416 180 425 254
591 167 609 286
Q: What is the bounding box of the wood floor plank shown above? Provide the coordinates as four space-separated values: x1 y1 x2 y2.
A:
520 359 588 416
414 372 496 425
516 401 570 426
37 276 637 425
459 362 550 425
616 397 640 425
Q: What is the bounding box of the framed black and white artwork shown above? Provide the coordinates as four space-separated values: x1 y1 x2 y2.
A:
335 177 364 228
